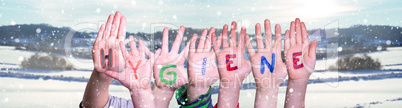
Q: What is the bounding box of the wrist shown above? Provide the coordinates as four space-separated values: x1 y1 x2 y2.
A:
92 70 113 82
187 85 210 102
288 78 309 85
130 88 153 97
130 88 156 108
219 80 242 89
152 84 175 98
129 87 152 93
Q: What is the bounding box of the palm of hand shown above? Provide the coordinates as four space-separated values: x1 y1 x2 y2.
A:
250 52 287 87
153 53 188 88
119 50 152 90
105 36 161 90
188 51 219 87
247 21 288 88
216 48 251 82
93 12 126 73
285 45 315 80
284 19 317 80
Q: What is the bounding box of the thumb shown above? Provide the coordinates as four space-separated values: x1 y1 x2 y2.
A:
105 70 120 80
308 40 317 60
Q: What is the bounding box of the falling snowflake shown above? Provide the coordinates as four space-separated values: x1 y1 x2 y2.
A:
131 1 136 5
172 15 177 20
96 8 101 13
11 20 16 25
36 28 41 33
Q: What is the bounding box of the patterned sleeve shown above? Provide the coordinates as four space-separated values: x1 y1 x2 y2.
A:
176 84 213 108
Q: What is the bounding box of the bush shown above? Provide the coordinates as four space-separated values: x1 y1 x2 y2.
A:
21 54 74 70
329 54 381 71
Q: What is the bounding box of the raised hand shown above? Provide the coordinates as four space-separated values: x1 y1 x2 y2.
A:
92 11 126 73
153 26 189 89
213 21 252 108
284 18 317 80
284 18 317 108
106 35 161 90
186 27 219 102
82 11 126 108
212 22 251 83
246 19 287 108
152 26 190 108
105 35 161 108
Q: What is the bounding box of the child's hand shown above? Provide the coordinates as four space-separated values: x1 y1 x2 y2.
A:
186 28 219 102
92 11 126 74
153 26 189 89
247 19 287 108
105 35 161 91
284 18 317 108
105 36 161 108
284 18 317 81
188 28 219 87
213 22 252 108
212 22 251 84
248 19 287 89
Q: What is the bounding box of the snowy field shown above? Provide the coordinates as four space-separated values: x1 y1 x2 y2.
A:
1 46 402 107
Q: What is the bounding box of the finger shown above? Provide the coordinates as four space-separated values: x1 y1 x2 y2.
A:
212 33 221 53
96 24 105 41
295 18 302 45
255 23 264 50
197 29 207 52
119 41 129 60
154 48 162 60
161 27 169 54
284 30 290 51
138 41 146 59
92 41 101 65
240 27 246 52
204 27 215 52
301 22 309 46
139 40 153 59
129 35 138 55
190 33 198 53
117 15 127 41
230 21 237 47
309 40 317 59
222 24 229 48
290 21 296 47
274 24 283 60
264 19 273 48
105 70 120 80
245 34 255 57
171 26 185 53
110 11 121 39
179 41 191 65
152 48 162 64
103 14 114 39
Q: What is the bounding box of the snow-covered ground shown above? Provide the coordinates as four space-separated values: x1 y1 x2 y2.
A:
1 46 402 107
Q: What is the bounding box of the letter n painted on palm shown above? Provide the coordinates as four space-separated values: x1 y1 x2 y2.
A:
293 52 304 69
260 53 275 74
226 54 238 71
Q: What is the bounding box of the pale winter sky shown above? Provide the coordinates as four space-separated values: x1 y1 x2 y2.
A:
0 0 401 34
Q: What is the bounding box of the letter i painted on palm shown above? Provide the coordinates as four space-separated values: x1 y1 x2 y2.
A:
261 53 275 74
201 58 207 75
226 54 238 71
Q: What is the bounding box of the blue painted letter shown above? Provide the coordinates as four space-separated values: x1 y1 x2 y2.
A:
260 53 275 74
